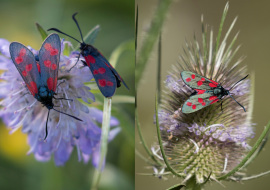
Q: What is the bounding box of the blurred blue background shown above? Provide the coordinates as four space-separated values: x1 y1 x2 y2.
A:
0 0 134 189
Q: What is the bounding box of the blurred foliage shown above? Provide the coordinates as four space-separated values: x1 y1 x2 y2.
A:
0 0 134 189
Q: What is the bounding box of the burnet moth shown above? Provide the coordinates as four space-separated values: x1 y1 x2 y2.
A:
9 33 83 140
181 71 248 114
48 13 129 98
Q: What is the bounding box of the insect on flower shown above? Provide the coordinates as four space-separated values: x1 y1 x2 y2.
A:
9 33 83 139
48 13 129 98
181 71 248 114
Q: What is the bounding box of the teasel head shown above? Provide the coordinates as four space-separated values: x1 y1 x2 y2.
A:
147 3 270 188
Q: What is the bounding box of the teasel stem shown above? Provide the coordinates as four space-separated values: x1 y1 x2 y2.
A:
136 0 173 87
136 108 163 166
155 92 184 177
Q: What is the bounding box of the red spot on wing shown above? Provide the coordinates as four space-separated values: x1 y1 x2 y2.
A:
25 64 32 72
195 89 206 94
197 81 203 86
186 102 192 106
30 81 38 94
19 49 26 57
47 77 54 90
98 79 106 87
209 83 217 88
202 102 206 106
210 80 218 85
106 81 114 86
50 49 59 56
85 55 96 64
98 67 106 74
44 43 52 50
93 70 99 75
22 70 27 77
104 62 111 68
198 98 203 103
192 105 196 109
44 60 51 67
191 74 195 79
209 96 218 100
15 57 23 64
210 99 219 104
51 64 57 70
201 78 205 81
37 63 41 72
186 78 191 82
26 84 34 96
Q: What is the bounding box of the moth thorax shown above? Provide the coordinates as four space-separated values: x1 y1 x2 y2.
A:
213 88 222 95
38 86 52 99
81 45 98 56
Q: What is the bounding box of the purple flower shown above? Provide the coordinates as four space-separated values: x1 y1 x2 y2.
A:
0 38 120 166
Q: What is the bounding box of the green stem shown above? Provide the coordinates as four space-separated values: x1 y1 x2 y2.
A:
136 108 163 166
218 120 270 180
136 0 173 88
155 93 184 177
185 176 202 190
91 98 112 190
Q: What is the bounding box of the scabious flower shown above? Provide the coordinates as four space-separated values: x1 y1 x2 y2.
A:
0 37 120 166
151 3 256 187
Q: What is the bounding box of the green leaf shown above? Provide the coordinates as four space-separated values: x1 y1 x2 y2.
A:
63 43 71 56
36 23 48 41
75 25 100 50
109 40 134 68
167 184 186 190
217 120 270 180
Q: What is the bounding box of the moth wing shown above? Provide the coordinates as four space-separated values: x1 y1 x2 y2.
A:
84 53 117 97
9 42 41 96
98 54 129 90
182 92 220 114
181 71 219 90
39 33 61 92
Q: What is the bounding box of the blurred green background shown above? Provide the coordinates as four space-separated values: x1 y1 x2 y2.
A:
136 0 270 189
0 0 134 190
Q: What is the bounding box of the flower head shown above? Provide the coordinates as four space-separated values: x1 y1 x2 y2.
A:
0 37 120 166
152 4 254 185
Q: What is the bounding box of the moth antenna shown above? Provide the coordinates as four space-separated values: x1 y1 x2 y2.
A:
228 92 246 112
47 28 81 44
53 108 83 121
229 75 249 91
44 109 50 140
72 12 85 43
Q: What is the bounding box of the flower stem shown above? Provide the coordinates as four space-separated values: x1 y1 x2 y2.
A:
185 176 202 190
136 0 173 88
155 92 184 177
91 97 112 190
136 108 163 166
218 120 270 180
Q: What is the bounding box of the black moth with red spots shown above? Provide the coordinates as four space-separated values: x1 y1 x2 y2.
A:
9 34 83 140
48 13 129 98
181 71 248 114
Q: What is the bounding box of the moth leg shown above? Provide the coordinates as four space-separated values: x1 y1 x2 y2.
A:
22 92 31 97
68 53 81 72
54 97 73 101
81 60 87 67
220 101 223 113
57 80 66 88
